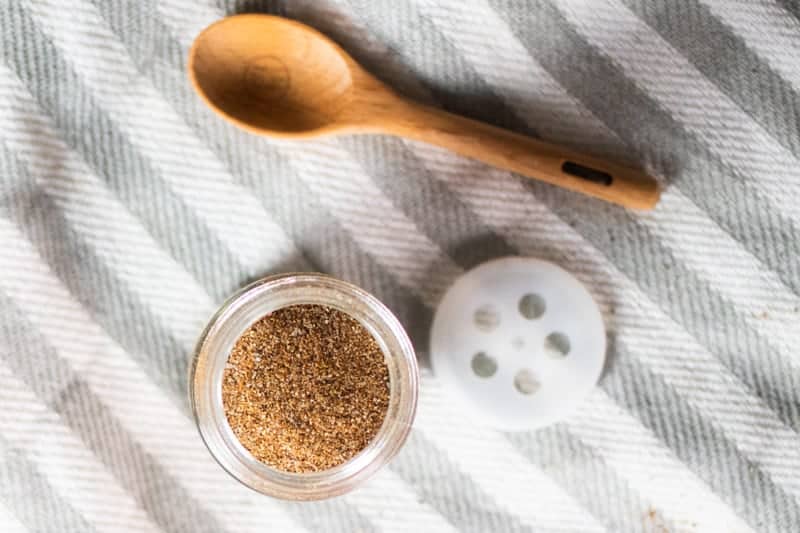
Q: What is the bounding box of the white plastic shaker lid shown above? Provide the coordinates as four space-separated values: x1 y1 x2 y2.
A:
430 257 606 431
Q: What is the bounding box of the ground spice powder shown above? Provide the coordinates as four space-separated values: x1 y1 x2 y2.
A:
222 304 390 473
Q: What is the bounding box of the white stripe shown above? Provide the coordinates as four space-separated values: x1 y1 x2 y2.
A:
553 0 800 226
154 2 220 48
700 0 800 93
0 220 304 533
567 391 751 533
641 192 800 366
273 137 462 308
22 0 302 276
344 469 460 533
0 361 162 533
0 499 31 533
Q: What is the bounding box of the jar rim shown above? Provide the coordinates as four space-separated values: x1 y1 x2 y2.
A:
190 273 419 500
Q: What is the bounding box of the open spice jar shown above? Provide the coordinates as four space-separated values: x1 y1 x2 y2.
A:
190 273 419 500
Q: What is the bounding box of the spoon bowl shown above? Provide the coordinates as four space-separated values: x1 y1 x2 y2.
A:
189 14 660 209
190 15 359 136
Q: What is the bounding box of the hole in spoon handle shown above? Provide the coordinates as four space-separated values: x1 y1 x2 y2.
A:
561 161 613 186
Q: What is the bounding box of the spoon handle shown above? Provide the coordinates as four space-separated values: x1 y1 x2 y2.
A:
378 99 660 210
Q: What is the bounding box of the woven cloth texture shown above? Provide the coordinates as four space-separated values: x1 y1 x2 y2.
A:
1 0 799 531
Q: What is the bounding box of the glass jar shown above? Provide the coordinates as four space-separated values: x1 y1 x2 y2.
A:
189 273 419 500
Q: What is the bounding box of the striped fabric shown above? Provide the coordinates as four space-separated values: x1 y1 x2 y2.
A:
0 0 798 531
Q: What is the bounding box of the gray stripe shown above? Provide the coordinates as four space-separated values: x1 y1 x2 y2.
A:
0 291 225 533
217 0 287 15
0 436 96 533
216 123 434 344
352 0 539 135
0 272 77 407
777 0 800 20
283 500 379 533
341 136 517 269
391 431 534 533
56 380 224 533
0 145 192 402
509 423 659 533
621 0 800 170
0 0 253 304
292 0 538 136
263 0 436 105
603 340 800 530
493 0 800 295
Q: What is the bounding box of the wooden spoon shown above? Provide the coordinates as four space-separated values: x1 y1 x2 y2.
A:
188 14 660 209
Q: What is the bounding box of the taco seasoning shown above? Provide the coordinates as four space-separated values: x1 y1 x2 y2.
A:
222 304 390 473
190 273 418 500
